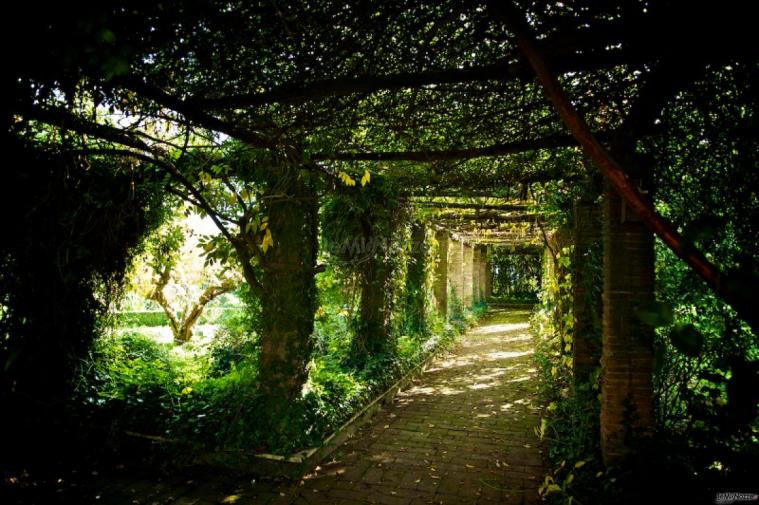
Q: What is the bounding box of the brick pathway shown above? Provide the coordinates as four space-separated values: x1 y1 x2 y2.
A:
35 309 545 505
204 308 544 505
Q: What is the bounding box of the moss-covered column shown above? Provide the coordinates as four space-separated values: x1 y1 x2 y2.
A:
433 231 449 318
600 175 654 463
573 199 603 383
448 238 464 310
404 222 428 334
258 158 318 404
354 254 393 359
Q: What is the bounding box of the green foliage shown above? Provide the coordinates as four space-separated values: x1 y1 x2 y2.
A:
644 64 759 490
77 332 203 435
0 139 168 467
116 311 169 327
532 233 607 505
490 251 541 302
74 233 468 458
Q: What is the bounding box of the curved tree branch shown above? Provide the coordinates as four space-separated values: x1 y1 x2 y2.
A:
491 1 758 333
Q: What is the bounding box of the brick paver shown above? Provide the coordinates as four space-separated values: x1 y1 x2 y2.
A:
42 309 545 504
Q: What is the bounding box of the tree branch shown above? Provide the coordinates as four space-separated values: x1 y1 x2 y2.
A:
115 76 274 149
312 133 606 162
492 1 759 332
190 37 654 110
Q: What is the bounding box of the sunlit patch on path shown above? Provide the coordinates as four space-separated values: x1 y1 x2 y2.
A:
87 309 546 504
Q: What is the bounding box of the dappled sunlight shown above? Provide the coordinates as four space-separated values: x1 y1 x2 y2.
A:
425 347 533 375
397 310 540 410
483 349 533 360
507 375 532 383
470 322 530 336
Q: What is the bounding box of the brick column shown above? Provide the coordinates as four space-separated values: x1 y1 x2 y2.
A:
600 180 654 464
472 245 481 303
433 231 449 318
573 200 602 383
448 238 464 309
462 243 474 307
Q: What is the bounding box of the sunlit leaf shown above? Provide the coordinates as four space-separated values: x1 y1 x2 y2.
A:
338 171 356 187
261 228 274 253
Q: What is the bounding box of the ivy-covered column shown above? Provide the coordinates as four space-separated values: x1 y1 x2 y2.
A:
600 175 655 463
463 243 474 307
355 254 393 358
573 199 602 383
404 222 428 334
433 230 449 318
258 158 318 404
448 238 464 310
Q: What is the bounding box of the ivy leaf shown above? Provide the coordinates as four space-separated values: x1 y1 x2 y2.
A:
669 323 703 357
360 169 371 187
260 228 274 253
338 171 356 187
635 300 674 327
198 171 214 185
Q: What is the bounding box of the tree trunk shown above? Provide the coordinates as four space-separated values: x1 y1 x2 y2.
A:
149 264 182 340
173 278 236 345
257 158 318 405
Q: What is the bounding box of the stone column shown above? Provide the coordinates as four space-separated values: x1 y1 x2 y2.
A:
448 238 464 309
479 246 489 301
485 251 493 298
573 200 602 383
462 243 474 307
600 179 655 464
433 231 449 318
472 245 481 303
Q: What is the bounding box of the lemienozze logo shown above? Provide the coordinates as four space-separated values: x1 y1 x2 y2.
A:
714 492 759 505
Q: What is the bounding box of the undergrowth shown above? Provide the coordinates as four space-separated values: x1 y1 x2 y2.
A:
75 298 480 462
